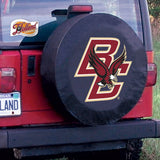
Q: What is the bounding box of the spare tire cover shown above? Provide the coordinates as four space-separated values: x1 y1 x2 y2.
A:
41 13 147 125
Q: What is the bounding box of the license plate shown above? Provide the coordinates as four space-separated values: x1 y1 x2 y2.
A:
0 92 21 116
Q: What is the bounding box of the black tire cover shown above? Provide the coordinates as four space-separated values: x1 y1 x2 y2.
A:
41 13 147 125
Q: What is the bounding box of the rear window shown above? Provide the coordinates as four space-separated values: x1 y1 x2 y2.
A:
0 0 143 48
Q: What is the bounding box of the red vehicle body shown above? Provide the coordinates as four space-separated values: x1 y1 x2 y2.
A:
0 50 154 127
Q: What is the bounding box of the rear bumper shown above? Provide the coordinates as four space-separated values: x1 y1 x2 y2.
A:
0 119 160 149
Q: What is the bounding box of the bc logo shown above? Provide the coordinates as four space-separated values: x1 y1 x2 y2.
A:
74 38 132 102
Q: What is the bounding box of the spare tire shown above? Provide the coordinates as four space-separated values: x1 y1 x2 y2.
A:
40 13 147 125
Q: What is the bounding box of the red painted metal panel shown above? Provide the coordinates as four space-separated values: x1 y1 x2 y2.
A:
0 50 153 127
0 110 64 127
20 50 51 111
20 50 65 124
123 87 152 118
123 51 154 118
0 50 64 127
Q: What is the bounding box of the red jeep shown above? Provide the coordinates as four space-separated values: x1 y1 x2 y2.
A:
0 0 159 159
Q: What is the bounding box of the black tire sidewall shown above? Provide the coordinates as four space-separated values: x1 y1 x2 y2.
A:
41 13 147 125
